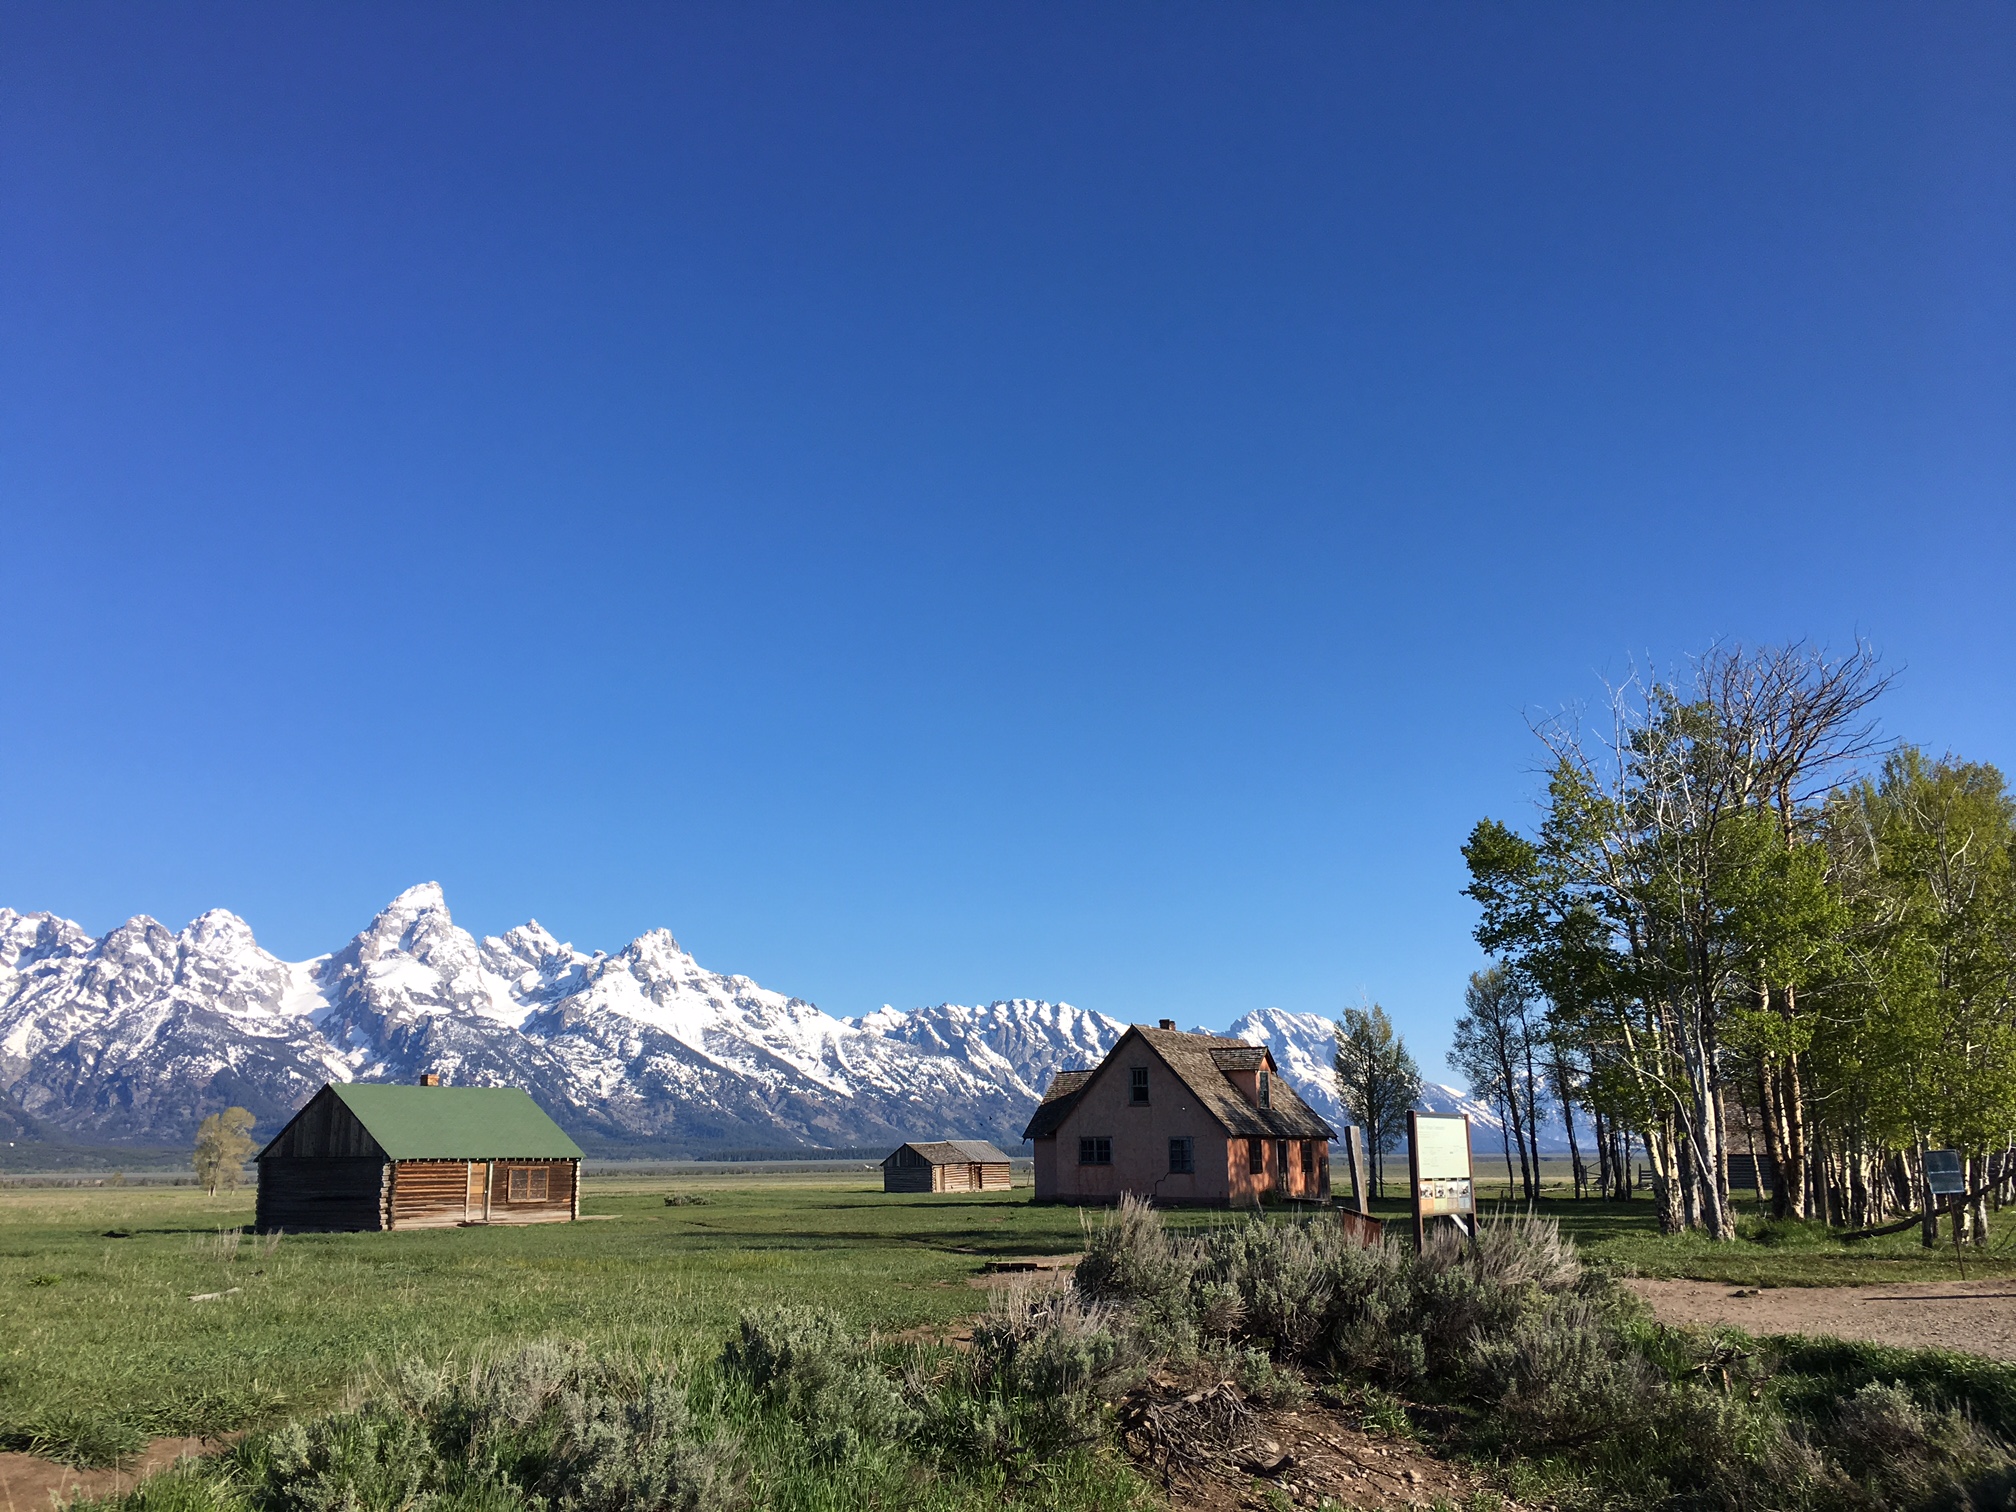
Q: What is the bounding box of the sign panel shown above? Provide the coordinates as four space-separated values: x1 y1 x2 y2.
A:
1925 1149 1966 1198
1413 1115 1472 1181
1417 1175 1474 1216
1407 1111 1475 1250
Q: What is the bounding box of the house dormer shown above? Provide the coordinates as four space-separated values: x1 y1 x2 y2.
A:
1207 1044 1270 1106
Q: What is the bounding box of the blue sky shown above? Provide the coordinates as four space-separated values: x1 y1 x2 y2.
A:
3 4 2012 1077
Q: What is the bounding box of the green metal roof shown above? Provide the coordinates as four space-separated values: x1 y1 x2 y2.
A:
332 1084 584 1160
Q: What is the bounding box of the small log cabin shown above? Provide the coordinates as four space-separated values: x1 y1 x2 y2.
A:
881 1139 1013 1193
255 1079 584 1232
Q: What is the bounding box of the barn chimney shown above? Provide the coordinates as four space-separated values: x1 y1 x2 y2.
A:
1158 1019 1176 1030
419 1072 441 1086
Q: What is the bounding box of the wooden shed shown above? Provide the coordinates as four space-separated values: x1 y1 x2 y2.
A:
882 1139 1013 1194
255 1080 584 1232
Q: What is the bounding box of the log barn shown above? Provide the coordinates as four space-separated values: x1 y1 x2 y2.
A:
255 1079 584 1232
881 1139 1013 1193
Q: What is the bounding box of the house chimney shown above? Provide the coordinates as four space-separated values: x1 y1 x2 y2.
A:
1158 1019 1176 1030
419 1073 441 1087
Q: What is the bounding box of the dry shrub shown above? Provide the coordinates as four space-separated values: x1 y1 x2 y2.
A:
928 1281 1144 1470
1818 1380 2016 1509
1075 1197 1193 1327
247 1343 738 1512
719 1306 912 1460
1465 1293 1662 1448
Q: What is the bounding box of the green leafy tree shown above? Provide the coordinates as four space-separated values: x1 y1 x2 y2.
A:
1451 965 1537 1198
1464 642 1892 1238
1333 1004 1421 1197
193 1107 258 1197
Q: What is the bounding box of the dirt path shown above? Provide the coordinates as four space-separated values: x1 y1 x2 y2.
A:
1627 1277 2016 1361
1119 1373 1538 1512
0 1438 212 1512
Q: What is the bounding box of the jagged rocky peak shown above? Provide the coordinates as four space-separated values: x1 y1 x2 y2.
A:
481 920 575 972
0 909 92 970
353 881 462 958
179 908 259 953
621 927 691 973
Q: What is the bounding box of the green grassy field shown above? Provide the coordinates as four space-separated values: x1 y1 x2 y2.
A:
2 1172 2011 1471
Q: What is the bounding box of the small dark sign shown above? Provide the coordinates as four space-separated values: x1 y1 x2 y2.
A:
1924 1149 1966 1198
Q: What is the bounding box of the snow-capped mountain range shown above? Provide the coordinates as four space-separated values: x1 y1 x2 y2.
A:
0 884 1525 1155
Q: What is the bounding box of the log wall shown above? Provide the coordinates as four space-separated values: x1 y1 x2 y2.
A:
882 1160 1011 1194
255 1156 387 1232
257 1155 580 1231
484 1159 577 1225
390 1160 478 1229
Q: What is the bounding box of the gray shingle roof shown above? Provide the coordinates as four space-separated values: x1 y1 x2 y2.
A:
1022 1027 1335 1142
1020 1069 1095 1140
884 1139 1012 1166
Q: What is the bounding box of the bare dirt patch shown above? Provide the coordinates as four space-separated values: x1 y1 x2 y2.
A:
966 1255 1079 1289
0 1437 212 1511
1627 1276 2016 1360
1118 1372 1539 1512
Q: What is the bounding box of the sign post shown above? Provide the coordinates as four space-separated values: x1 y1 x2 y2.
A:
1335 1125 1381 1247
1925 1149 1968 1279
1408 1110 1475 1252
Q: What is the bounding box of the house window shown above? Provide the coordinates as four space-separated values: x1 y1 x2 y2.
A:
1247 1137 1264 1174
506 1166 547 1201
1300 1140 1315 1177
1258 1070 1270 1108
1276 1140 1289 1176
1129 1067 1150 1105
1078 1136 1113 1166
1168 1137 1193 1174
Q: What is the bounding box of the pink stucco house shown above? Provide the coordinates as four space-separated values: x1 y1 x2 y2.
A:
1023 1022 1335 1205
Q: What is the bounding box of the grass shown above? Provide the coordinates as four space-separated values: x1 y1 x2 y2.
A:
0 1172 1098 1461
4 1171 2013 1492
1350 1183 2016 1286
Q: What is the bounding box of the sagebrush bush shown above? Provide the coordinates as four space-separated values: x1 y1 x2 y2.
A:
1077 1196 1610 1433
927 1283 1143 1469
1817 1380 2016 1509
719 1306 912 1461
1465 1293 1662 1448
1074 1197 1193 1342
236 1344 738 1512
1231 1346 1307 1410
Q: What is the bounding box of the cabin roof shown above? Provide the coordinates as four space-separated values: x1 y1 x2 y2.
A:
885 1139 1011 1166
1021 1026 1335 1142
322 1084 584 1160
1019 1069 1095 1140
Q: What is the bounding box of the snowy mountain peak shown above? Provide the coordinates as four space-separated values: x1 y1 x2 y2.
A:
849 999 1128 1101
0 910 91 970
0 884 1511 1157
622 928 691 971
387 881 449 913
180 909 260 953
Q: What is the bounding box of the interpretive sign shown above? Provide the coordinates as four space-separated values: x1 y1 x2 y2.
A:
1406 1110 1474 1251
1925 1149 1966 1199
